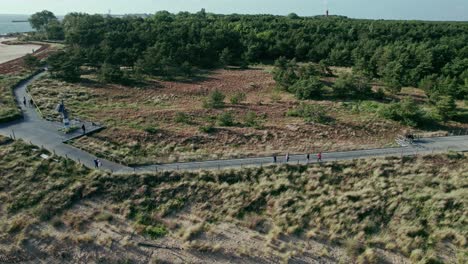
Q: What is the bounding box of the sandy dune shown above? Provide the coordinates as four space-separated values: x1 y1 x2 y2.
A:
0 38 41 64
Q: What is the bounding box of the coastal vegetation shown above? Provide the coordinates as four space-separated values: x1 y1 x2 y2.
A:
0 135 466 263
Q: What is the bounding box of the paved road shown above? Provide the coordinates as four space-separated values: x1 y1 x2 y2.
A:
1 71 468 174
0 72 130 173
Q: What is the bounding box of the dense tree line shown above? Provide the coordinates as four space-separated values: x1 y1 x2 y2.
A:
31 10 467 99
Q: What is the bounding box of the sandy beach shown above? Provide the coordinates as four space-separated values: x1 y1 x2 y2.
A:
0 37 41 64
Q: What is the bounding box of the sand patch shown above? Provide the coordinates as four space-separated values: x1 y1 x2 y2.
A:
0 37 41 64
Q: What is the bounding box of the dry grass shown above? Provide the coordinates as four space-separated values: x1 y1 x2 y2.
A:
0 134 466 263
28 69 412 165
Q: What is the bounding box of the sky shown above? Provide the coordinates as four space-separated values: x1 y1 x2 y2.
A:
0 0 467 21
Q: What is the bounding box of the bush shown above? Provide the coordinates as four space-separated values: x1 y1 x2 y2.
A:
144 126 158 134
199 123 215 133
332 73 373 99
175 112 191 124
289 77 323 100
230 92 246 104
203 90 225 109
218 111 235 126
145 225 168 239
99 63 123 83
287 103 331 124
244 111 264 129
378 98 425 127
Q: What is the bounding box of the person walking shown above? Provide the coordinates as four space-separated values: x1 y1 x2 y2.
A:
82 124 86 135
23 97 27 107
29 98 34 108
286 153 290 163
273 154 277 163
97 159 102 168
317 152 322 162
306 153 310 163
93 159 99 168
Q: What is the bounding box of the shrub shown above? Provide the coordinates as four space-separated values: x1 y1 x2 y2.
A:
287 103 331 124
199 123 215 133
175 112 191 124
333 73 373 99
357 248 381 264
289 77 323 100
244 111 264 129
145 225 168 239
99 63 123 83
203 90 225 109
144 126 158 134
230 92 246 104
345 239 365 259
218 111 235 126
378 98 424 127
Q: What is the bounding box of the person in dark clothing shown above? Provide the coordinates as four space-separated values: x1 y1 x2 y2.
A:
82 124 86 135
93 159 99 168
23 97 27 107
306 153 310 163
29 99 34 107
286 153 290 163
273 154 277 163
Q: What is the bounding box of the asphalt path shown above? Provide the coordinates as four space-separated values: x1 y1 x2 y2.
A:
1 71 467 174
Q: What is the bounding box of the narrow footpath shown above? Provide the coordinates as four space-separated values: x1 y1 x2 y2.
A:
1 71 468 174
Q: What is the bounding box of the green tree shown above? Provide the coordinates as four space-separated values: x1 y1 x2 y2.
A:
45 20 64 40
382 61 404 94
47 51 81 82
219 48 233 67
23 54 40 72
290 77 323 100
99 63 123 83
272 57 298 89
29 10 57 31
378 98 424 127
435 96 457 121
333 73 373 99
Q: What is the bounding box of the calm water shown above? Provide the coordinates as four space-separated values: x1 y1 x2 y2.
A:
0 14 34 35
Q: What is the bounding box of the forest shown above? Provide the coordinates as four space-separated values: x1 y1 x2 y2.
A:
28 10 468 100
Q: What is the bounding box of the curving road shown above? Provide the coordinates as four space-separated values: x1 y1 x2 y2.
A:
1 71 468 174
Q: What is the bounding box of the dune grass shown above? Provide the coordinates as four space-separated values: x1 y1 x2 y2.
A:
0 135 466 263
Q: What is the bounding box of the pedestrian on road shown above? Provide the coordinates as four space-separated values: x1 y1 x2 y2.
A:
82 124 86 135
93 159 99 168
286 153 290 163
317 152 322 162
29 99 34 107
273 154 277 163
306 153 310 163
97 159 102 168
23 97 27 107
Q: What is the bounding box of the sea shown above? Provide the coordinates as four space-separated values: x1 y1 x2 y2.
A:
0 14 34 35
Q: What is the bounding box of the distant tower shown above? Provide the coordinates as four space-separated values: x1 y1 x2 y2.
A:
326 9 329 17
108 9 111 16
